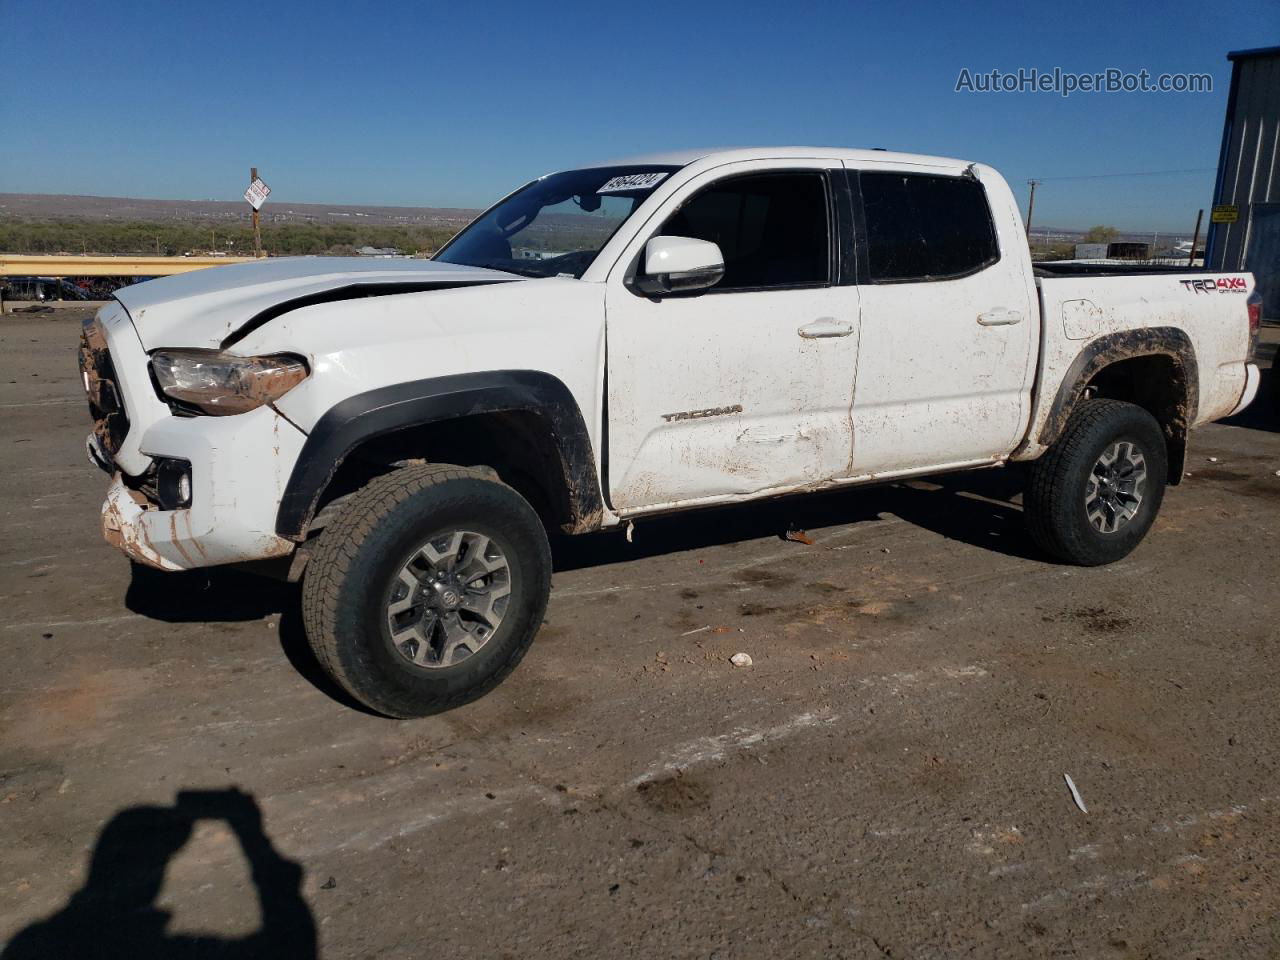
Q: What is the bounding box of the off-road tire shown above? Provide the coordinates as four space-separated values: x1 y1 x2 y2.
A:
1025 399 1168 566
301 464 551 718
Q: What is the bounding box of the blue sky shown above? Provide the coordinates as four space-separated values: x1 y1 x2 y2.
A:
2 0 1276 231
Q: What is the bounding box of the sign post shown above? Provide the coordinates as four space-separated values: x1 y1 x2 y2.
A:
1025 179 1042 247
1188 208 1203 267
244 168 271 258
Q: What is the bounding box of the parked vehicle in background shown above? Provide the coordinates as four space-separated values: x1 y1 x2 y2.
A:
3 277 93 301
78 147 1263 716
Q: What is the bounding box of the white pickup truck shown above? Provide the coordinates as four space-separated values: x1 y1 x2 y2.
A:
80 147 1263 717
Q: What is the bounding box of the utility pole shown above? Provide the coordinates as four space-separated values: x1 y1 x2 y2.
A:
250 167 264 259
1025 180 1042 249
1188 209 1203 267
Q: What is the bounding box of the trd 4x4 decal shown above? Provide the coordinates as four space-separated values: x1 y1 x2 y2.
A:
1180 277 1248 294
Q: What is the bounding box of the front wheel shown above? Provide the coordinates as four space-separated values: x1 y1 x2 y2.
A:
1024 399 1168 566
301 464 551 718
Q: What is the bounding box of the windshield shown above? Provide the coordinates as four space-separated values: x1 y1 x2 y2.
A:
434 165 679 279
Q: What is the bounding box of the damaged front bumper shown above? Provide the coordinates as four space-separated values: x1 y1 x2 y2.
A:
82 302 311 571
95 402 308 571
102 476 187 571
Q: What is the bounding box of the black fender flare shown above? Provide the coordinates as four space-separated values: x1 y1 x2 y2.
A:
276 370 603 539
1038 326 1198 481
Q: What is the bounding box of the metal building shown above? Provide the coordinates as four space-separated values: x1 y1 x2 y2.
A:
1207 45 1280 319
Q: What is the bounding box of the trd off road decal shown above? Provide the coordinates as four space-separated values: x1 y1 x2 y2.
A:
1181 277 1248 294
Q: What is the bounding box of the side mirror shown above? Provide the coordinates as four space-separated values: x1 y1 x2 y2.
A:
634 236 724 296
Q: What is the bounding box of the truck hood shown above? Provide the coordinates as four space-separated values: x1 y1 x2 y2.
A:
113 256 518 350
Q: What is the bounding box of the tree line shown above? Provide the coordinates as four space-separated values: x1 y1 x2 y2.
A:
0 219 459 257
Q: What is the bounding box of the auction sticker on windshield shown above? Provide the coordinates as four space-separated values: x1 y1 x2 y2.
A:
598 172 668 193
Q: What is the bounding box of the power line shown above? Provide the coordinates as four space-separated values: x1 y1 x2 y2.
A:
1032 167 1216 182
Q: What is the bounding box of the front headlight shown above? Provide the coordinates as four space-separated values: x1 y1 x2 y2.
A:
150 349 308 416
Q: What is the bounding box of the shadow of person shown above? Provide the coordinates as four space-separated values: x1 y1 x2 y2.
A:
3 788 316 960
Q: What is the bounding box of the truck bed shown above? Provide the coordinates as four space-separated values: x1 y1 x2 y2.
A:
1022 269 1256 459
1033 262 1206 278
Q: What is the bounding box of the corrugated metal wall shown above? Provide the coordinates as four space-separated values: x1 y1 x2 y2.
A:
1209 50 1280 316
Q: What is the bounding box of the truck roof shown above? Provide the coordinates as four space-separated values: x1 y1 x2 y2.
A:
597 145 973 171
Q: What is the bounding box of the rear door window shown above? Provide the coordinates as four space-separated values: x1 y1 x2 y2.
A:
858 172 999 282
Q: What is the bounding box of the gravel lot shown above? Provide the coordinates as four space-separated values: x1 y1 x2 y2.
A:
2 307 1278 958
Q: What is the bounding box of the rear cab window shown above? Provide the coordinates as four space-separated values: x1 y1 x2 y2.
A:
856 171 999 282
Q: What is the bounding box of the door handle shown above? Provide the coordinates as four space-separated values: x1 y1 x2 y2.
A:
977 308 1023 326
798 317 854 339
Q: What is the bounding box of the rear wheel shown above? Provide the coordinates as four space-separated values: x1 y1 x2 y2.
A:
301 464 551 718
1025 399 1168 566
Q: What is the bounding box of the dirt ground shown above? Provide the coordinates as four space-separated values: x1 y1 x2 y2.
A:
2 307 1279 959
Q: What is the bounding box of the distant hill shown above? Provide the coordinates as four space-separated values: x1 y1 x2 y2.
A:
3 193 1183 259
0 193 480 228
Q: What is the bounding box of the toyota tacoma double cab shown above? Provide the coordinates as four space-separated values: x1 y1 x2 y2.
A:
79 147 1264 717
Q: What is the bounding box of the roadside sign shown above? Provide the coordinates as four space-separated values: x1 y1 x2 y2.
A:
244 178 271 210
1211 204 1239 224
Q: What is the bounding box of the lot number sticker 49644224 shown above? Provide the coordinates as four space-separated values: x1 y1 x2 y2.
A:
598 173 668 194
